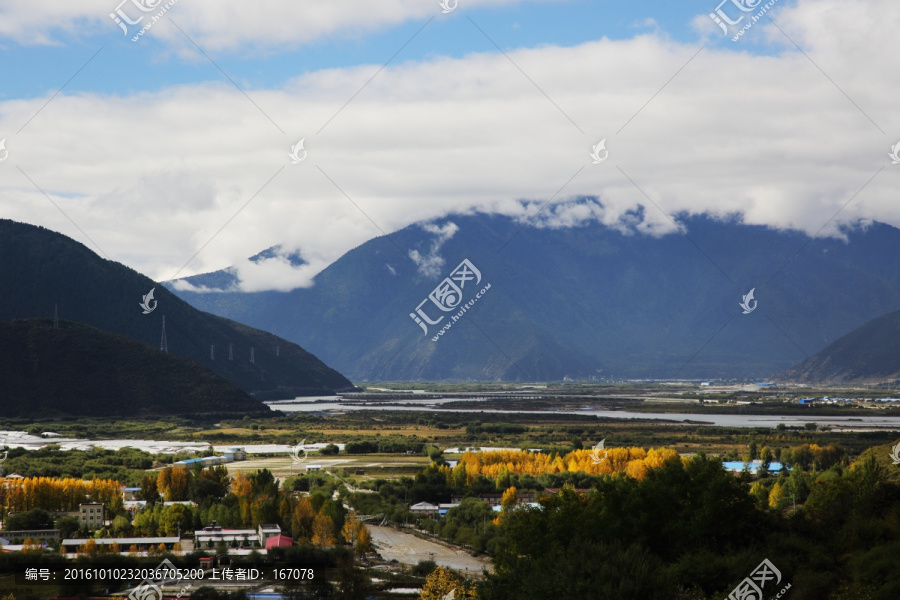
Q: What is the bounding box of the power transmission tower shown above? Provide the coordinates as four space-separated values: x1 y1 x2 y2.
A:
210 344 215 360
160 316 168 352
250 347 255 364
228 343 234 361
276 344 280 357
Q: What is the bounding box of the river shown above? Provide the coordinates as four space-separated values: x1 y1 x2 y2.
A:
267 397 900 430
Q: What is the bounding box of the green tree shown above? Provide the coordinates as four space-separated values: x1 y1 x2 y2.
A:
4 508 54 531
160 503 193 536
111 515 133 537
56 515 81 538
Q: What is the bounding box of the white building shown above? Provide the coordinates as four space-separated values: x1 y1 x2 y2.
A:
194 523 281 550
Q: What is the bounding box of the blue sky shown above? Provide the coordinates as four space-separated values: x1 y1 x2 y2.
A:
3 1 755 101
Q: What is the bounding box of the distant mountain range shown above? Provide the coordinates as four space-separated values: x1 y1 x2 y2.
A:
0 320 267 417
776 309 900 385
0 219 354 398
171 210 900 381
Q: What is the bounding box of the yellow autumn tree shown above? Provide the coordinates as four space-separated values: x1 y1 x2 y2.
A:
311 513 336 548
80 539 98 555
355 525 373 556
749 481 768 507
157 466 191 501
342 512 361 546
291 496 316 543
768 482 785 509
499 487 517 511
231 472 254 525
341 512 374 555
455 446 679 482
1 476 121 513
419 566 478 600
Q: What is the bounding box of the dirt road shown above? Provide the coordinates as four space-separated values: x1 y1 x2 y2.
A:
368 526 493 575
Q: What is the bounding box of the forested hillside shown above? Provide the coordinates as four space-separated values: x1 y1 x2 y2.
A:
0 319 269 417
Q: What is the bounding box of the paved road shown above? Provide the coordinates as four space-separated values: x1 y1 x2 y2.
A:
368 526 493 575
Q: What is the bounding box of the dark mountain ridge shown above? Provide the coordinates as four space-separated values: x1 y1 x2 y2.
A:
172 209 900 381
0 219 354 398
776 309 900 385
0 319 267 417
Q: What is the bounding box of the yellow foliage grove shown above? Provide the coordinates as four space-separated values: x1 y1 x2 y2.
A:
0 476 123 516
453 447 681 484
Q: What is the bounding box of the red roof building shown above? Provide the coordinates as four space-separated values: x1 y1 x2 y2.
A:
265 534 293 549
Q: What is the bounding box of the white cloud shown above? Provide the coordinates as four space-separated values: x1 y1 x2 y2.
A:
409 222 459 277
1 0 899 292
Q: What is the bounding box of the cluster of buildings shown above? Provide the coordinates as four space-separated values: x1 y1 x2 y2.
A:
1 448 275 557
1 502 105 551
173 447 247 468
55 523 292 557
409 489 587 518
795 397 900 405
195 522 292 553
